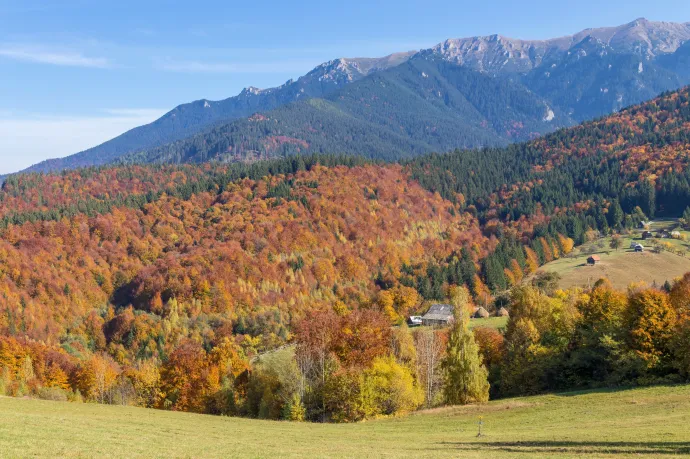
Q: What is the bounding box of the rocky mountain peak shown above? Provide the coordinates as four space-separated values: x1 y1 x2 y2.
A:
574 18 690 58
430 19 690 75
303 51 417 85
239 86 263 96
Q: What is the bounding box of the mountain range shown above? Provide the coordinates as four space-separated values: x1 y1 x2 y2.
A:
16 18 690 174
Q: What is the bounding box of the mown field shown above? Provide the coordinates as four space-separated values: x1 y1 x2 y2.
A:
467 316 508 330
538 220 690 290
1 384 689 458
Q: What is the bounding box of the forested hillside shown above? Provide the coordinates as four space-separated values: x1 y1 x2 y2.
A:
18 53 417 175
2 86 690 420
120 55 565 165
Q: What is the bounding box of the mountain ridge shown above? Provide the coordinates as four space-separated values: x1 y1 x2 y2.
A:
13 17 690 175
117 54 569 165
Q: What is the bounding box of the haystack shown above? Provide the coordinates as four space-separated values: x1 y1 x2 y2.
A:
473 307 490 319
497 307 510 317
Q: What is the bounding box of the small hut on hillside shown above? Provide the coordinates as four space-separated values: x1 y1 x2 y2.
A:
497 307 510 318
587 255 601 265
473 307 490 319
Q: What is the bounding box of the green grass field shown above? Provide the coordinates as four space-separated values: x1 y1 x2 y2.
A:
1 384 689 458
468 316 508 330
410 316 508 335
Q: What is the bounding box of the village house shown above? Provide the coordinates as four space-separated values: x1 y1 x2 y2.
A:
657 229 671 239
421 303 454 326
642 231 654 240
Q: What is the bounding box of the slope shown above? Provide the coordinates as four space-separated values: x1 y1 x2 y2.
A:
2 86 690 397
521 36 685 121
1 384 689 458
122 55 566 164
19 52 416 174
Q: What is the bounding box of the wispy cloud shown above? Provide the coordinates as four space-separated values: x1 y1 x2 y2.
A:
0 108 168 174
0 46 111 68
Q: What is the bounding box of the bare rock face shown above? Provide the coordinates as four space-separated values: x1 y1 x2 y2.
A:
305 51 418 85
589 18 690 58
428 18 690 75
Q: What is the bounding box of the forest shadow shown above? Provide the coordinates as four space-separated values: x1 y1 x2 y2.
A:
436 441 690 455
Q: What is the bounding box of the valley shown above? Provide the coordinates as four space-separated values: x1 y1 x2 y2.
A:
3 9 690 458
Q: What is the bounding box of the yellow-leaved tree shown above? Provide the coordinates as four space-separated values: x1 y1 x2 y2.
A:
441 286 489 405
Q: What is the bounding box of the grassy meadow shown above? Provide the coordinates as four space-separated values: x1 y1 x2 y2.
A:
468 316 508 330
538 220 690 290
1 384 689 458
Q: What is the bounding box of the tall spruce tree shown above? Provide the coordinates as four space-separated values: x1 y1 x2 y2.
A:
441 287 490 405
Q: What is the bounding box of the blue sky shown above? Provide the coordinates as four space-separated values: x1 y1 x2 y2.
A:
1 0 689 173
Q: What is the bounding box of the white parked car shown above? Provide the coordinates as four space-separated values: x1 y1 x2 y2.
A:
408 316 423 326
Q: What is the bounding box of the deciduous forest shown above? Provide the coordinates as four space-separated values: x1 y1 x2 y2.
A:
2 87 690 421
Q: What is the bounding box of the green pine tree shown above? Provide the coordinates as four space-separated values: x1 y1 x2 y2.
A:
441 288 490 405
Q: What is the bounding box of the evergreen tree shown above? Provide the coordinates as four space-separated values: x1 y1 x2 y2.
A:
683 206 690 229
608 199 624 229
441 287 490 405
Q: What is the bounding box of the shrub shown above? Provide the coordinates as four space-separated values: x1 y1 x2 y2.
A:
38 386 69 402
363 355 423 416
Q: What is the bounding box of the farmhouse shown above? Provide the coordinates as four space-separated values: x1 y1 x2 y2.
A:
587 255 601 265
642 231 654 240
634 244 644 252
421 303 454 326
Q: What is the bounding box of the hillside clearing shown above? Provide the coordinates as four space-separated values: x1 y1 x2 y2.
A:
537 220 690 290
1 385 689 458
541 250 690 290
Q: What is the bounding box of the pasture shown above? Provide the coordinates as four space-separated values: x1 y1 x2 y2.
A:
538 220 690 290
1 384 689 458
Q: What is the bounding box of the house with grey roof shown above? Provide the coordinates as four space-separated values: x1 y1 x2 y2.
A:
421 303 454 326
